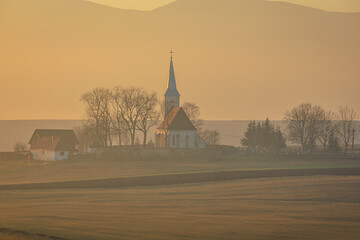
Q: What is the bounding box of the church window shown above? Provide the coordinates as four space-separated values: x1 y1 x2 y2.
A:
176 135 180 148
185 136 189 148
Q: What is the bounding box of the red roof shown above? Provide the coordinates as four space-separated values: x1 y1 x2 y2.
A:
29 129 78 151
30 136 76 151
157 107 196 131
29 129 78 145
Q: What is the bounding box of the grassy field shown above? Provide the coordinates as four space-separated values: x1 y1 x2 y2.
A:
1 175 360 240
1 156 360 185
1 156 360 239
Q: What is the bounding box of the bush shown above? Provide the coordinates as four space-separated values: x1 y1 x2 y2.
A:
13 141 27 152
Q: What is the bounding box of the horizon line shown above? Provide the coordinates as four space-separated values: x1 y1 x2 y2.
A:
0 119 285 121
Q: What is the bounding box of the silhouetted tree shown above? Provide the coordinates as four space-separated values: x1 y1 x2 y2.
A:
111 87 131 146
241 119 286 153
200 129 221 145
338 105 358 155
241 120 257 150
318 111 338 154
80 88 112 147
136 92 160 146
74 122 96 153
284 103 324 153
110 87 158 146
328 130 341 154
271 127 287 153
182 102 204 131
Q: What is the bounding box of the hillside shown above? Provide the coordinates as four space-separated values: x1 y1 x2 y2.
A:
0 0 359 120
87 0 360 12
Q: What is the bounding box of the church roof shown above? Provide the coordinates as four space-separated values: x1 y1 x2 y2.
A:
157 107 196 131
165 57 180 97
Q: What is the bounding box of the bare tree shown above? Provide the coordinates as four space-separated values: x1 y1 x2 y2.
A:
284 103 324 153
13 141 27 152
156 101 173 147
122 131 130 146
338 105 358 155
318 111 338 154
74 122 96 153
160 100 166 120
80 88 112 147
200 129 220 145
136 92 160 146
182 102 204 131
110 87 128 146
111 87 151 146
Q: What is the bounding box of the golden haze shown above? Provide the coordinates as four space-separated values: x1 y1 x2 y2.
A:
0 0 359 120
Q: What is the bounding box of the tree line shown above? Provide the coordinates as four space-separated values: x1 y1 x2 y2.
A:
78 87 159 149
241 119 287 153
77 87 221 152
241 103 358 155
284 103 358 155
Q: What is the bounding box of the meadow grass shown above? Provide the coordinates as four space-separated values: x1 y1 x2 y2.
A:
1 155 360 185
1 176 360 240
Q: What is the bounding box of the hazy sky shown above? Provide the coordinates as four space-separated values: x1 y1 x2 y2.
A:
1 0 359 120
88 0 360 12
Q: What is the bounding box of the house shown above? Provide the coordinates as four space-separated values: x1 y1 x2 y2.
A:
29 129 79 161
155 53 205 149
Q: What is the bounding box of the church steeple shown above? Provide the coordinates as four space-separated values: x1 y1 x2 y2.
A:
165 51 180 97
164 50 180 118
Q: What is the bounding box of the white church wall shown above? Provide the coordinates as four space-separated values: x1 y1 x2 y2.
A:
168 130 197 148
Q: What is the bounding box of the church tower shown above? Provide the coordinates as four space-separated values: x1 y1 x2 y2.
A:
164 51 180 118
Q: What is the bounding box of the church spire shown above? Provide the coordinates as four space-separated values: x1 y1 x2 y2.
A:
165 50 180 97
164 50 180 118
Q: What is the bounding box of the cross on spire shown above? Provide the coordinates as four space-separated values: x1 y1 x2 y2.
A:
169 49 174 59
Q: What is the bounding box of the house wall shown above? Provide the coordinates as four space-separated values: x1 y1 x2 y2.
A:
31 150 70 161
55 151 70 160
31 149 56 161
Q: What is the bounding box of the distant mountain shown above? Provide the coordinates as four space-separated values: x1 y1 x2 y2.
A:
0 0 359 120
88 0 175 11
87 0 360 12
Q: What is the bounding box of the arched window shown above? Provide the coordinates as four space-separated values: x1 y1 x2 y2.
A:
176 135 180 148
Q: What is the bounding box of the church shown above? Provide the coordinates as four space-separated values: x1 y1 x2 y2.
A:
155 53 206 149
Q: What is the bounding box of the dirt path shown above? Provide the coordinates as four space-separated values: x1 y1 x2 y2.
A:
1 167 360 191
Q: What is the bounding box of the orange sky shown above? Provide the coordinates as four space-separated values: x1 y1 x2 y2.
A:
0 0 359 120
